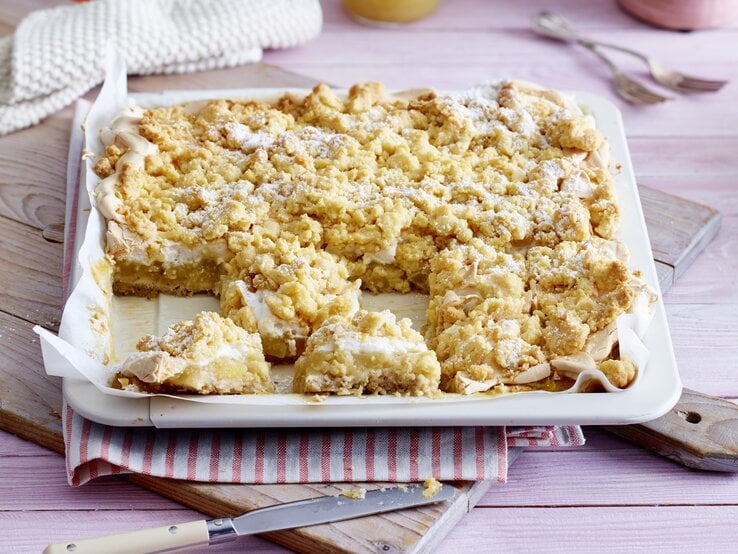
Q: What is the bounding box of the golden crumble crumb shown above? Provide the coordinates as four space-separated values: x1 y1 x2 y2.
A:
598 358 637 389
423 477 443 500
340 487 367 500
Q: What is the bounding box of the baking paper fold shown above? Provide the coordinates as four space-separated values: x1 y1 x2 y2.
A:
34 51 655 406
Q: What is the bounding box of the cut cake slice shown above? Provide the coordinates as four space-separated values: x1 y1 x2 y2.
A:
294 309 441 396
116 311 272 394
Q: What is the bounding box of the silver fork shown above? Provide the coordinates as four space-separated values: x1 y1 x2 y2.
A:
533 11 728 94
584 45 669 105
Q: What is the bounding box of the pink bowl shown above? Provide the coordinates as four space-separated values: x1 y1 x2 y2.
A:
618 0 738 30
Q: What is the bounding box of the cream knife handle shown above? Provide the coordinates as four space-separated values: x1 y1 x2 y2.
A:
43 519 211 554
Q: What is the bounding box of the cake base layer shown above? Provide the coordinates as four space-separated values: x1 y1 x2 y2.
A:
113 260 223 298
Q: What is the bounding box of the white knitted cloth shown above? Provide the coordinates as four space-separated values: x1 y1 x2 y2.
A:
0 0 322 135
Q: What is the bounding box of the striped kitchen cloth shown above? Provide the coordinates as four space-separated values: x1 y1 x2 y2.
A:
63 401 585 486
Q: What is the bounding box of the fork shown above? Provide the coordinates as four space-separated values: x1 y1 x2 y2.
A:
533 11 728 94
583 44 669 105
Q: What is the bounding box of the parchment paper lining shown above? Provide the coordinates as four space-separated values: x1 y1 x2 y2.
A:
35 52 654 407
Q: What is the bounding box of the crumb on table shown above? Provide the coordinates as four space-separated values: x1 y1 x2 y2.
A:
423 477 443 499
340 487 367 500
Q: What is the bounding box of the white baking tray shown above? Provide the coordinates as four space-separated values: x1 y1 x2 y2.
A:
53 81 681 428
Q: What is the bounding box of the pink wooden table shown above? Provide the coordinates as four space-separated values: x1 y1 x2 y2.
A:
2 0 738 551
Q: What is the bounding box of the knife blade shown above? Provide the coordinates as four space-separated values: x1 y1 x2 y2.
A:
43 483 456 554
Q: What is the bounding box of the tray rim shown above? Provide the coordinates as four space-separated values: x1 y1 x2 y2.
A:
62 86 682 428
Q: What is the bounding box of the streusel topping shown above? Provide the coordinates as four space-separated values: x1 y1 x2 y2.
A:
97 80 644 394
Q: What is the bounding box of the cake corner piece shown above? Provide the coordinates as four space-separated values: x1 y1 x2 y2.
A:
115 311 273 395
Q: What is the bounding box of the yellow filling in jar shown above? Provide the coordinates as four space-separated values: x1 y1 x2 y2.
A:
342 0 441 24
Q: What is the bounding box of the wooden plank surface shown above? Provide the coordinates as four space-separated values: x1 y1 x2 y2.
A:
441 506 738 553
603 389 738 472
640 187 722 267
2 1 737 552
639 186 721 287
0 215 62 329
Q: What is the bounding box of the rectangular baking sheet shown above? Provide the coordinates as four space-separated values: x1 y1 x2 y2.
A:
43 60 681 428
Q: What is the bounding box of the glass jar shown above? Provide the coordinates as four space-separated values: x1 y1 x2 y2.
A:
342 0 441 26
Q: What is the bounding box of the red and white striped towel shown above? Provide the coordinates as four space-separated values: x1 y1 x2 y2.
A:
61 101 585 487
64 402 584 487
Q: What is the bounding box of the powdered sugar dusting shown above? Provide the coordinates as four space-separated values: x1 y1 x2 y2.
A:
225 122 274 151
499 106 538 136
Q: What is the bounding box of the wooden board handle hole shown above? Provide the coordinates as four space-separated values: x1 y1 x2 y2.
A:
678 410 702 424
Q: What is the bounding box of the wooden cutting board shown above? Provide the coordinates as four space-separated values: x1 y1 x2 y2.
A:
0 63 722 553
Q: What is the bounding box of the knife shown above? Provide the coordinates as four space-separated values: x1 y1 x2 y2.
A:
44 483 456 553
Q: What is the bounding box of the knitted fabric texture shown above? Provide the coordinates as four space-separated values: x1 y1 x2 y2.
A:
0 0 323 135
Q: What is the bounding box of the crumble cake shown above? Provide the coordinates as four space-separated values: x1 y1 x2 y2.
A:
95 80 653 396
294 309 441 396
218 227 362 359
115 311 273 394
